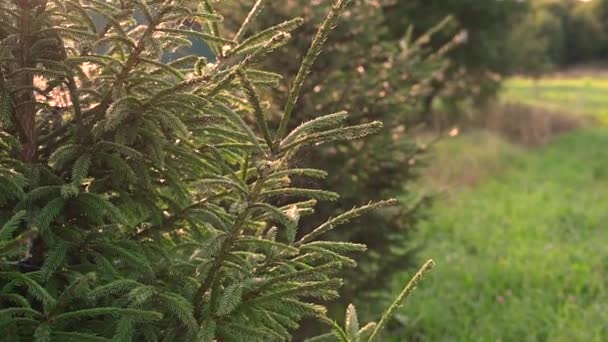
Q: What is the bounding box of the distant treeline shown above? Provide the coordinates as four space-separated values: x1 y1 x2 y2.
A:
378 0 608 98
509 0 608 73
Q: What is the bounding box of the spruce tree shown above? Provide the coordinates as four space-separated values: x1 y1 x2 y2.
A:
0 0 433 341
219 0 462 316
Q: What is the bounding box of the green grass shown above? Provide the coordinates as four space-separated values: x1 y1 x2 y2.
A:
419 131 524 193
388 129 608 341
502 77 608 124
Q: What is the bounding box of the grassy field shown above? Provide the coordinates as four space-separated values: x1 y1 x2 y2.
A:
418 131 524 192
381 78 608 341
502 77 608 123
388 129 608 341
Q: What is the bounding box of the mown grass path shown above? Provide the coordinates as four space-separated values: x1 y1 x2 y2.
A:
391 129 608 341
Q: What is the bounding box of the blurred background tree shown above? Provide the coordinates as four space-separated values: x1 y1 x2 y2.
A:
382 0 529 116
509 0 608 69
506 3 565 75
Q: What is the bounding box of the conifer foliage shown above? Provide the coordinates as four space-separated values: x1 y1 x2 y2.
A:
0 0 431 340
220 1 460 312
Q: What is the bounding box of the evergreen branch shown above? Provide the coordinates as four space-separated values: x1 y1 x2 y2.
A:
193 208 251 322
249 202 296 229
281 111 349 147
269 168 328 180
89 279 141 300
254 262 341 293
247 279 343 305
131 0 153 23
201 0 222 55
66 73 83 128
156 28 235 45
156 292 197 330
357 322 377 341
300 245 358 268
130 192 229 240
51 331 109 341
238 237 299 254
64 0 98 33
237 70 274 149
296 199 398 246
195 178 248 197
198 144 247 187
48 273 95 317
304 332 341 342
36 197 65 231
215 282 245 316
3 272 57 308
40 240 67 280
0 229 38 255
53 307 163 324
234 0 266 41
345 304 359 340
245 69 282 87
206 31 291 97
0 210 26 240
164 12 224 24
0 307 43 319
367 259 435 342
210 99 267 155
302 241 367 254
262 188 339 202
81 5 171 133
276 0 351 140
139 57 185 80
194 175 270 322
280 121 384 152
71 152 91 186
231 18 303 56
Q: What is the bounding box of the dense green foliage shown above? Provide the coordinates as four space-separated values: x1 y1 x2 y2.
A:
0 0 432 340
218 1 458 315
388 128 608 340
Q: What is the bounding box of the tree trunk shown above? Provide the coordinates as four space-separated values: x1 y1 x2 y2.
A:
14 0 47 269
14 0 37 163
